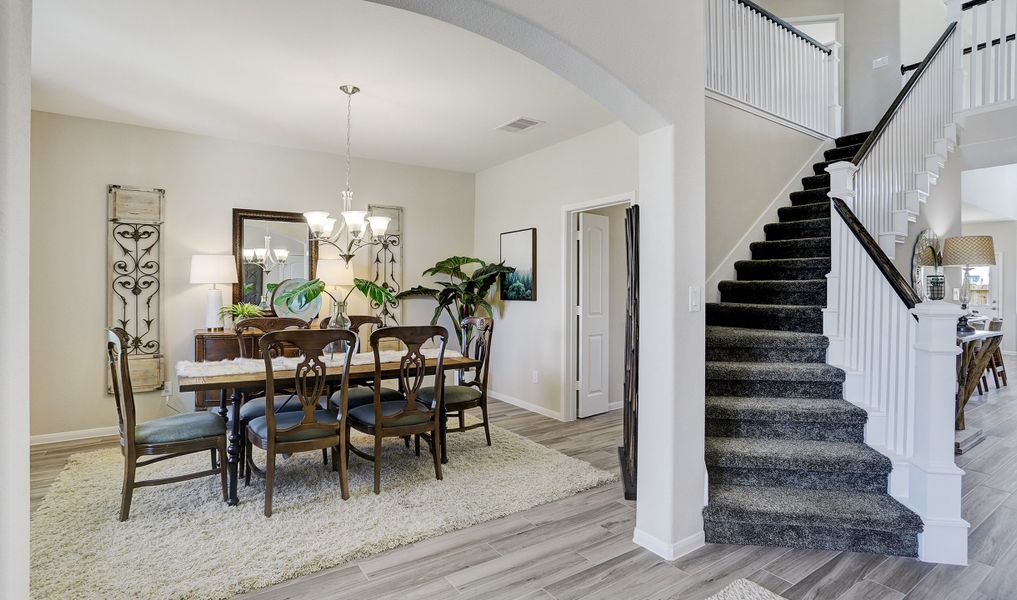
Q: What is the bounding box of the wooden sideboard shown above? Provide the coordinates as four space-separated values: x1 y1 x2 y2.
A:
192 329 256 410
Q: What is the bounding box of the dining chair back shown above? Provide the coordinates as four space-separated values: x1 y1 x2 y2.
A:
249 328 358 515
107 327 226 520
347 325 448 494
234 317 309 358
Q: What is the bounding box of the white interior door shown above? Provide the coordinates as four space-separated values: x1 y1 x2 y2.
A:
968 252 1003 319
577 212 610 418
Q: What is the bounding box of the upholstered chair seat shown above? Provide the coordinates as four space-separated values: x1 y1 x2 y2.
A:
248 411 340 443
238 395 307 421
417 385 481 408
347 402 434 428
134 411 226 445
331 386 403 412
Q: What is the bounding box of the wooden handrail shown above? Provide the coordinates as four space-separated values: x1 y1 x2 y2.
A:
832 198 922 312
853 23 957 165
735 0 832 54
962 0 992 10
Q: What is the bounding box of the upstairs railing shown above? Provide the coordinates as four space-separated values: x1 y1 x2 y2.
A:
842 24 958 257
949 0 1017 111
823 24 967 565
705 0 842 137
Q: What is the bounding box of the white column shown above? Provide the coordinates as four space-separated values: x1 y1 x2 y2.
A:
823 161 858 366
827 41 843 137
910 300 968 565
0 0 32 596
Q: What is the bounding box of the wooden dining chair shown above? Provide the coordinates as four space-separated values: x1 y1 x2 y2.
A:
346 326 448 494
233 317 311 481
322 315 401 413
246 328 358 516
986 318 1007 388
107 328 227 521
417 317 494 450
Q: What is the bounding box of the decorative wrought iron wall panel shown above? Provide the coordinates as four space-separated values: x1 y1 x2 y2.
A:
107 185 166 392
368 204 403 326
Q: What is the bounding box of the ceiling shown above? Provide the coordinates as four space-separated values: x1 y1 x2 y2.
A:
31 0 616 173
961 164 1017 223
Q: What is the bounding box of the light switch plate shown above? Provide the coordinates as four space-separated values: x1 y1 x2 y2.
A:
953 288 960 301
689 286 702 312
872 56 889 69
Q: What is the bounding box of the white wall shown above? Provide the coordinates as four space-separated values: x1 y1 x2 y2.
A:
962 221 1017 353
473 122 638 416
0 0 32 596
900 0 948 66
706 98 825 280
896 156 964 278
29 111 475 437
587 203 629 411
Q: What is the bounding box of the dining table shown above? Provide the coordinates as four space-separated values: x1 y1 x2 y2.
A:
177 354 481 506
955 329 1003 454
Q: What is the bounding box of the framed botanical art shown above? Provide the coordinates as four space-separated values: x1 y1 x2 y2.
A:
500 227 537 301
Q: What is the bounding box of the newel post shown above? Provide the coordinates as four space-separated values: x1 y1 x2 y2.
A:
827 41 843 138
822 161 857 366
910 300 968 565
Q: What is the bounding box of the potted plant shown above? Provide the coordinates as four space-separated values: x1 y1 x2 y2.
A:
924 243 945 301
273 277 395 329
397 256 513 349
219 302 264 328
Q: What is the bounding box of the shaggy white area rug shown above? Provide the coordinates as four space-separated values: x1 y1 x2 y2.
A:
706 579 788 600
31 424 614 600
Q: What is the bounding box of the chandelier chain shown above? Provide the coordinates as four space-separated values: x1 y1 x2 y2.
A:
344 90 353 208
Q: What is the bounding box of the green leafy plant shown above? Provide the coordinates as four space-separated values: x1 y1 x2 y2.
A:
396 256 513 348
219 302 264 321
273 277 396 313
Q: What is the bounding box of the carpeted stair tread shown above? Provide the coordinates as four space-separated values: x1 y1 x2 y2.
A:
706 303 823 333
764 218 831 241
706 396 866 424
718 279 826 306
812 159 839 175
789 189 830 206
802 173 830 190
706 326 828 349
824 143 863 162
750 238 831 260
706 360 844 383
836 131 871 148
706 437 890 474
778 202 830 223
735 257 831 280
704 484 923 534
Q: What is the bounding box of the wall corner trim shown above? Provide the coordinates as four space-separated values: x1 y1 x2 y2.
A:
633 528 705 561
487 390 564 421
31 426 120 446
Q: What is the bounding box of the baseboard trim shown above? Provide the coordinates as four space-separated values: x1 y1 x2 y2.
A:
488 390 564 421
633 527 705 561
607 401 623 411
31 425 119 446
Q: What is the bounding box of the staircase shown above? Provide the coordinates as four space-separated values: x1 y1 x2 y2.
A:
702 132 924 557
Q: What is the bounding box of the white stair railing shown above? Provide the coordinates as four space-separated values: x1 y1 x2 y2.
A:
705 0 842 137
824 25 968 565
836 25 958 259
949 0 1017 111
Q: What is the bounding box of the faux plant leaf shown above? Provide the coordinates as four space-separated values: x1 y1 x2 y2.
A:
274 279 325 308
396 286 440 299
354 278 396 306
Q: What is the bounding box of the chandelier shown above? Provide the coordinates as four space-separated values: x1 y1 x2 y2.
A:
304 84 390 265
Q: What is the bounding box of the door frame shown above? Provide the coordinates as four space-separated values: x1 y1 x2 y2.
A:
561 192 635 421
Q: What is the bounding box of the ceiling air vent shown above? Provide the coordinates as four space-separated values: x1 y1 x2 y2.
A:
497 117 545 133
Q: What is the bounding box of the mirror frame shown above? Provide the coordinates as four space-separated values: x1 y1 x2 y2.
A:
231 208 318 306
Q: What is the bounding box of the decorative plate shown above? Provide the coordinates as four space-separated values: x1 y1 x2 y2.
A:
270 278 322 321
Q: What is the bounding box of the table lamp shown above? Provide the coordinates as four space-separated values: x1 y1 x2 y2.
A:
943 235 995 335
316 258 355 328
190 255 239 331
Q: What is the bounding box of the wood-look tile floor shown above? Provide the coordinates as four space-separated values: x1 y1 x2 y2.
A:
30 369 1017 600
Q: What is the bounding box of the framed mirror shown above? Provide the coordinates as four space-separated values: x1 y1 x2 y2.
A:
232 209 318 307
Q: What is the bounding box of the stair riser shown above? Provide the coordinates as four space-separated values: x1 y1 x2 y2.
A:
735 264 830 281
764 221 830 241
706 310 823 333
790 190 830 206
706 345 827 363
824 144 862 162
750 240 831 260
720 288 826 306
707 466 887 493
703 522 918 558
706 418 864 442
802 174 831 190
706 380 842 398
836 131 871 148
812 161 835 175
779 204 829 222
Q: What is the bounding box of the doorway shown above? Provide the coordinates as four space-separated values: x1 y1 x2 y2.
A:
968 252 1004 319
563 194 633 420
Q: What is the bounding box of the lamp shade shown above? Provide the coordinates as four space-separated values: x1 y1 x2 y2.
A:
189 255 239 285
942 236 996 267
316 258 355 286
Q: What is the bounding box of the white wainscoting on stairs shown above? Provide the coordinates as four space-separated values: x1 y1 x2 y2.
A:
950 0 1017 113
705 0 842 138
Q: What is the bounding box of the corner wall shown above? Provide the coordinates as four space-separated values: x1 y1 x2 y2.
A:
29 111 475 438
473 122 638 417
